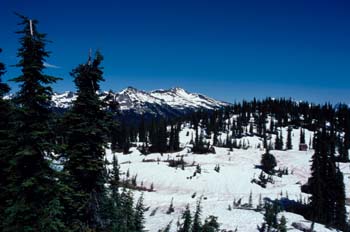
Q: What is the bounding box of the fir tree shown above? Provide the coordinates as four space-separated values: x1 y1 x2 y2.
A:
261 149 277 174
299 128 305 144
286 127 292 150
179 204 192 232
62 51 111 230
192 199 202 232
118 188 136 232
202 216 220 232
0 48 14 230
134 193 146 231
333 168 347 231
3 15 64 231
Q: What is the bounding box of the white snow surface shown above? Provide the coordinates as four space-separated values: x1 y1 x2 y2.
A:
105 125 350 232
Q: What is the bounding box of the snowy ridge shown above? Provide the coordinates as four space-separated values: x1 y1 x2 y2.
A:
50 87 229 116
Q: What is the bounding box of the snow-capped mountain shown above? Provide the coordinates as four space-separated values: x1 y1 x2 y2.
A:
51 87 229 118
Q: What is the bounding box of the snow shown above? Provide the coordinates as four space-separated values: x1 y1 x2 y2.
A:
48 87 228 112
105 124 348 231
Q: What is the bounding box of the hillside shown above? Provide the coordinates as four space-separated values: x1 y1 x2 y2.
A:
105 121 350 231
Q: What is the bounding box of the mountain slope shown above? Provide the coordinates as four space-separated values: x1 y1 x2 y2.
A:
51 87 229 118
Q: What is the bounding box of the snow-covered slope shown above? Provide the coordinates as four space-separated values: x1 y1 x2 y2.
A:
49 87 228 117
150 87 225 110
104 124 349 232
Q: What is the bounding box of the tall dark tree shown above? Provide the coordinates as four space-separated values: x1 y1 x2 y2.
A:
0 48 14 230
286 127 293 150
334 168 347 231
299 128 305 144
307 128 348 230
63 51 111 231
3 15 64 231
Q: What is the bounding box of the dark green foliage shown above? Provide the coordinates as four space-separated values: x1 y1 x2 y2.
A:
192 199 202 232
261 150 277 174
257 201 282 232
0 48 12 230
62 51 112 230
299 128 305 145
277 216 287 232
134 194 146 231
202 216 220 232
307 129 348 231
118 188 136 232
179 204 192 232
3 14 64 231
286 127 292 150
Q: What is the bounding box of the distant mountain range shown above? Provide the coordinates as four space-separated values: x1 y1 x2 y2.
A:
50 87 229 120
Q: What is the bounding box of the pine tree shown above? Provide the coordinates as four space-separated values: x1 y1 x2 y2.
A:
202 216 220 232
286 127 292 150
0 48 14 230
248 191 253 208
333 168 347 231
261 149 277 174
307 128 347 230
179 204 192 232
118 188 136 232
192 199 202 232
134 193 146 231
308 131 326 223
299 128 305 144
3 15 64 231
167 198 175 214
278 216 287 232
62 51 111 230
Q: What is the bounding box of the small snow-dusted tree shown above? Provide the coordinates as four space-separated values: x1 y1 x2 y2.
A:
167 198 175 214
248 191 253 208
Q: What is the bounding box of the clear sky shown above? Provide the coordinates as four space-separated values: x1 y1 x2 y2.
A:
0 0 349 104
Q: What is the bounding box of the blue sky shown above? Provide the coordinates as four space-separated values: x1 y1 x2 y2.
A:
0 0 349 103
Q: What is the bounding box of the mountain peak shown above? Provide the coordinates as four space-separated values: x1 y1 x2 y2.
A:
36 87 229 117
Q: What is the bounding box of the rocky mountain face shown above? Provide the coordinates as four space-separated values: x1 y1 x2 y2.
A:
51 87 229 120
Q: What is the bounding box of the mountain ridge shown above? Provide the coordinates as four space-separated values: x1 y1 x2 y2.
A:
50 87 229 119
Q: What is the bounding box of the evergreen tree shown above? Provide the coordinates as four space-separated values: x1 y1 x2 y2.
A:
179 204 192 232
277 216 287 232
299 128 305 144
308 131 326 223
307 128 347 230
202 216 220 232
134 193 146 231
286 127 292 150
333 168 347 231
118 188 136 232
192 199 202 232
109 155 121 232
248 191 253 208
62 51 111 230
3 15 64 231
0 48 14 230
261 149 277 174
